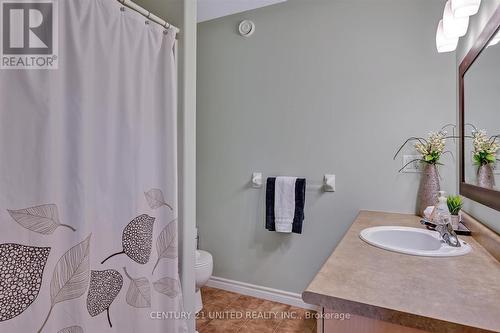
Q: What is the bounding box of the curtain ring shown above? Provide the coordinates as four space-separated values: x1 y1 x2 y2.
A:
120 6 125 12
163 22 171 35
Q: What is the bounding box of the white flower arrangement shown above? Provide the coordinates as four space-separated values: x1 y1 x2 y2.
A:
394 129 450 172
414 131 447 164
472 129 499 166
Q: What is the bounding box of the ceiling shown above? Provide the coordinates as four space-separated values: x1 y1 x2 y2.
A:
198 0 286 22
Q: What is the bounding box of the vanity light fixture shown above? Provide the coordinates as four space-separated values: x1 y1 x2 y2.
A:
451 0 481 18
443 0 469 38
436 19 459 53
487 30 500 47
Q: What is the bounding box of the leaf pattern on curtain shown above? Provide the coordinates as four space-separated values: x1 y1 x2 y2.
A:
123 267 151 308
7 204 76 234
57 325 84 333
152 219 178 274
38 235 91 333
0 244 50 322
101 214 155 265
86 270 123 328
153 277 181 299
145 189 173 210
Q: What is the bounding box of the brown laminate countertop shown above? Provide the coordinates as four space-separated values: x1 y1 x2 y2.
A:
302 211 500 333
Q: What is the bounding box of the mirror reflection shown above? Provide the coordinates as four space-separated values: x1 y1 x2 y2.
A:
464 29 500 190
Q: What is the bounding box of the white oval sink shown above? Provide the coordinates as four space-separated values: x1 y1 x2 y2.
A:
360 226 471 257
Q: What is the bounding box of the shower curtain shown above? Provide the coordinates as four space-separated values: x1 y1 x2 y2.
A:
0 0 187 332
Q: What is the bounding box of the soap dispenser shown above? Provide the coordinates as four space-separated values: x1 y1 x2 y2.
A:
434 191 451 226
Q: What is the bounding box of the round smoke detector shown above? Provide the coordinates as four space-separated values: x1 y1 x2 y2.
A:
238 20 255 37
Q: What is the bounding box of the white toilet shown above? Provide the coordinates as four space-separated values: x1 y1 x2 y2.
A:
195 249 213 313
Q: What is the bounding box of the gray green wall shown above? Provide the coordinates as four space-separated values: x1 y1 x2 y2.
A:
457 0 500 233
197 0 456 294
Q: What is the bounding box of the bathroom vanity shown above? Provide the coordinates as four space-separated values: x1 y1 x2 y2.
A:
302 211 500 333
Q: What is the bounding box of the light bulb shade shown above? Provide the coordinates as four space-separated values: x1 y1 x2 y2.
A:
487 30 500 47
436 20 458 53
443 0 469 38
451 0 481 18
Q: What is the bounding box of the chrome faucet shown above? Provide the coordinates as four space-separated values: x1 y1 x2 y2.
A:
435 222 461 247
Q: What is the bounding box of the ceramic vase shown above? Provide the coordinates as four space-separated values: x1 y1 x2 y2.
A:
477 164 495 189
451 214 460 230
417 163 440 217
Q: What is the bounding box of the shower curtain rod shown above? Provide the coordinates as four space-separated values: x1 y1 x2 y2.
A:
117 0 180 34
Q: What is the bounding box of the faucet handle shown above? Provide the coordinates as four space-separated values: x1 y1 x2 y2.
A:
436 223 461 247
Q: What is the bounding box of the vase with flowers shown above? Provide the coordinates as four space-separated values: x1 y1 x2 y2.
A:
394 130 448 217
472 129 499 189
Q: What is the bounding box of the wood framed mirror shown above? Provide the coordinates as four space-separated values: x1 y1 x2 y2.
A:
459 6 500 211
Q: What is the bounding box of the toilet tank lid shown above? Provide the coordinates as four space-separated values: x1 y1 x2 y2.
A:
195 250 213 267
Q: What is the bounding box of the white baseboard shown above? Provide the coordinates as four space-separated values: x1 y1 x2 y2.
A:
206 276 318 311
